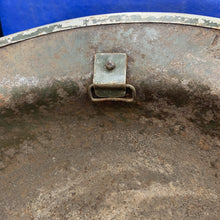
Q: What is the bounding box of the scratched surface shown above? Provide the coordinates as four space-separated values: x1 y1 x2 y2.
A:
0 101 219 219
0 13 220 47
0 14 219 219
0 22 220 112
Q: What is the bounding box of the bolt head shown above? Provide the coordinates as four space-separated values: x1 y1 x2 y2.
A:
105 60 115 71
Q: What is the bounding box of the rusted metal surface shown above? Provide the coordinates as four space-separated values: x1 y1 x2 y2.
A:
93 53 127 98
0 13 219 219
0 13 220 112
90 53 136 101
88 84 136 102
0 100 219 219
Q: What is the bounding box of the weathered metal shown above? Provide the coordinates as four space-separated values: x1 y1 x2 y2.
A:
91 53 131 100
105 60 116 71
0 13 220 111
0 13 219 219
0 13 220 47
88 84 136 102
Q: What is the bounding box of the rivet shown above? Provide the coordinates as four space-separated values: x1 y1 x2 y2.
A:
105 60 115 71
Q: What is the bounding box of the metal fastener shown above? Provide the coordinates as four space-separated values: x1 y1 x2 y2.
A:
105 60 115 71
88 53 136 102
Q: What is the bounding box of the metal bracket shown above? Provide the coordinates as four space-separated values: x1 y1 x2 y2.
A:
88 53 136 102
